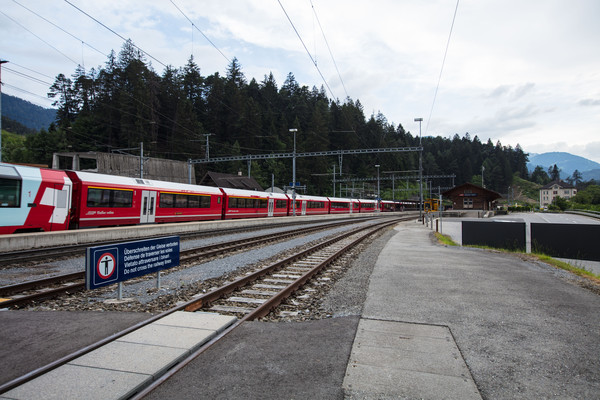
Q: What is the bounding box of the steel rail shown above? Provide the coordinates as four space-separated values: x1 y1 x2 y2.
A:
131 217 407 399
0 216 411 395
0 219 366 308
0 216 371 265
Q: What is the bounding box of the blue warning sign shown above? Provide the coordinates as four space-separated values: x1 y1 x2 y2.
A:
86 236 180 290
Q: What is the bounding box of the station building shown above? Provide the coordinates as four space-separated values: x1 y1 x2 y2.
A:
442 182 502 211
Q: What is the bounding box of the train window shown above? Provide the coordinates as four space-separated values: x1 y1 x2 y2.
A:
112 190 133 207
87 188 133 208
175 195 187 208
0 177 21 208
307 201 325 209
159 193 175 208
0 166 22 208
276 200 287 208
331 202 348 209
160 193 211 208
199 195 211 208
258 199 268 209
187 195 200 208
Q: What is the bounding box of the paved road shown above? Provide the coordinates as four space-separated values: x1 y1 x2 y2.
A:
492 212 600 224
440 212 600 275
362 223 600 399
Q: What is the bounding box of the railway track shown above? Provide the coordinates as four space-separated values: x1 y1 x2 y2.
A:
0 216 407 395
0 217 383 308
0 217 371 266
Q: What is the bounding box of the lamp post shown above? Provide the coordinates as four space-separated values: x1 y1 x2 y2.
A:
414 117 423 221
0 59 8 163
375 164 380 211
481 165 485 188
289 128 298 216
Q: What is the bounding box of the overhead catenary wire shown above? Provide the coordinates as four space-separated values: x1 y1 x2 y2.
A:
2 1 360 160
3 1 212 146
12 0 107 61
3 67 53 87
277 0 337 101
309 0 349 100
169 0 231 64
425 0 460 136
63 0 168 69
0 10 78 65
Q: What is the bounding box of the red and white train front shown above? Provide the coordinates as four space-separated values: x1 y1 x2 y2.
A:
0 163 72 234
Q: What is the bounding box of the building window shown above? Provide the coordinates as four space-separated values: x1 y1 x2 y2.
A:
463 198 473 209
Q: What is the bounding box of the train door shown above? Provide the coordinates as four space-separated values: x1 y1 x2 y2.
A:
140 190 157 223
50 183 71 230
301 200 307 216
267 198 274 217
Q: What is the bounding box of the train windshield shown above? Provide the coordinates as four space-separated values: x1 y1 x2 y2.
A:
0 165 22 208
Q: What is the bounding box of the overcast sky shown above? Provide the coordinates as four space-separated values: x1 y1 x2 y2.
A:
2 0 599 163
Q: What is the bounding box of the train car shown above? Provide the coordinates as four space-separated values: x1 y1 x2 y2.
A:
220 187 273 219
397 200 418 211
328 197 358 214
381 200 397 212
358 199 378 213
66 171 223 228
291 194 330 215
424 198 440 212
0 163 72 234
267 192 290 217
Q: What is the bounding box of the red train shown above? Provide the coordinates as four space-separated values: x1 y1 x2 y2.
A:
0 163 402 234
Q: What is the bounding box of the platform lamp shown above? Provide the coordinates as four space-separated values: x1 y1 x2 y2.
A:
414 117 423 221
0 59 8 163
289 128 298 216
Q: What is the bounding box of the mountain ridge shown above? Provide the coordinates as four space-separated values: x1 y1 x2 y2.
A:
1 93 56 131
527 152 600 180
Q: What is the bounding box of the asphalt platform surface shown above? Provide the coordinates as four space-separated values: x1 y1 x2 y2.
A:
146 221 600 399
2 220 599 399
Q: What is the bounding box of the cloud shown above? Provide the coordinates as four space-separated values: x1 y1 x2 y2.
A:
578 98 600 107
486 83 535 101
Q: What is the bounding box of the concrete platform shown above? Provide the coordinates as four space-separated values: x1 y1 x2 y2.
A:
343 319 481 399
1 312 236 400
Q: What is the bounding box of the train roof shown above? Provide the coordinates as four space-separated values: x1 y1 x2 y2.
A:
294 194 330 202
327 197 358 203
66 170 223 194
0 163 70 183
219 187 285 199
358 199 377 203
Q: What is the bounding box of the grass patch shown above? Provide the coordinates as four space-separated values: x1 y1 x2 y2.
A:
461 242 600 286
531 253 600 283
434 232 458 246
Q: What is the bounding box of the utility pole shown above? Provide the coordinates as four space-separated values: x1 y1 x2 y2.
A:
0 59 8 163
140 142 144 179
289 128 298 216
414 118 423 221
333 164 336 196
203 133 212 161
482 165 485 188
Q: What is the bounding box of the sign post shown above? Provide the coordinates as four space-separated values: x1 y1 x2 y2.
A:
86 236 180 298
